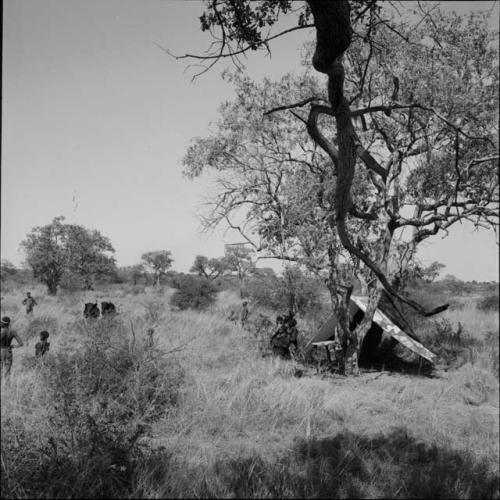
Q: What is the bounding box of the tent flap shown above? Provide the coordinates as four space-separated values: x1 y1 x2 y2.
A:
350 296 437 364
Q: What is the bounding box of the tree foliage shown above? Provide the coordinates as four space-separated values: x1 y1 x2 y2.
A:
21 216 116 295
190 255 229 280
141 250 174 286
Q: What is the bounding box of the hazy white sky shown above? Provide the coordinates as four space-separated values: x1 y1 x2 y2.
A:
2 0 499 281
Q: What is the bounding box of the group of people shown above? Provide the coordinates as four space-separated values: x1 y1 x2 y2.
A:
2 292 302 380
0 316 50 380
1 291 43 380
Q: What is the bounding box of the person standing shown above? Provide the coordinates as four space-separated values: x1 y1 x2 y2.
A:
1 317 24 380
22 292 37 315
240 301 249 327
144 328 155 349
270 316 291 358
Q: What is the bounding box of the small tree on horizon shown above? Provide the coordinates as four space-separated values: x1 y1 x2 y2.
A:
190 255 229 280
141 250 174 286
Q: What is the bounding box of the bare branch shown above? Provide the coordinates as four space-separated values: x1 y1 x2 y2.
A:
264 96 327 116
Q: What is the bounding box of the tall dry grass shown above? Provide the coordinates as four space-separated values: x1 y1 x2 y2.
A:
1 283 498 498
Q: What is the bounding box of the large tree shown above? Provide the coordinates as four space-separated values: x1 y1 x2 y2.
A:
21 216 116 294
184 71 371 297
179 1 498 372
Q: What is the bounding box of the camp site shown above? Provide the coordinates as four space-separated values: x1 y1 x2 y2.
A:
2 1 499 498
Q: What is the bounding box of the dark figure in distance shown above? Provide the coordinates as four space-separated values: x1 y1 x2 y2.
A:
284 311 298 351
240 301 249 327
35 330 50 358
22 291 37 315
270 315 291 358
144 328 155 349
1 317 24 380
270 312 299 358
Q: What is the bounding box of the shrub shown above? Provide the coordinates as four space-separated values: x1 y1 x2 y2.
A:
1 320 184 498
476 294 499 312
170 275 217 310
423 319 482 370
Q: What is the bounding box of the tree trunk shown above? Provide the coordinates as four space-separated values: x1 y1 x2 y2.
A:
347 280 383 375
46 280 58 295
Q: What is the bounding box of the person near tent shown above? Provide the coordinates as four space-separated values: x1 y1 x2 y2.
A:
35 330 51 358
270 315 293 358
1 317 24 380
22 291 37 315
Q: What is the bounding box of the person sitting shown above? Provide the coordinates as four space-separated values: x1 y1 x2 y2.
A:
35 331 50 358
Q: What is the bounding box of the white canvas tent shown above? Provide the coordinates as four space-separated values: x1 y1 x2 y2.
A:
309 295 437 367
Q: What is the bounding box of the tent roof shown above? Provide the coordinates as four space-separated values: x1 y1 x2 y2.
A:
309 295 437 364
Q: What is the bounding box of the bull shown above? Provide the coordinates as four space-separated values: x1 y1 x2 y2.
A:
84 302 100 319
101 301 116 316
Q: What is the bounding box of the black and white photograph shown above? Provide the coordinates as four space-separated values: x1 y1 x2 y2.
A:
1 1 499 498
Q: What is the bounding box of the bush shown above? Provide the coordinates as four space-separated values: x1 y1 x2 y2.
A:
1 320 184 498
170 274 218 311
476 294 499 312
423 319 482 370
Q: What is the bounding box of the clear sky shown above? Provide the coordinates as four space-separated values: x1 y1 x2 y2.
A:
2 0 499 282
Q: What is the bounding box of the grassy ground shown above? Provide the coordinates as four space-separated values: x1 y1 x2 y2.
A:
1 284 498 498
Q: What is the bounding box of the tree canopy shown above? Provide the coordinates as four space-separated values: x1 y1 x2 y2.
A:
21 216 116 294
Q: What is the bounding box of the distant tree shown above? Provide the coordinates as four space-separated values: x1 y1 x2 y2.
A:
141 250 174 286
224 245 255 281
190 255 229 280
1 260 17 279
21 216 116 295
117 264 146 285
130 264 146 285
419 262 446 284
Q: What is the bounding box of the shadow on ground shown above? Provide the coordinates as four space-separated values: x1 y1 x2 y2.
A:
141 427 499 499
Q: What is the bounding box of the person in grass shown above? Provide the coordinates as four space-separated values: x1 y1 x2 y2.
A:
240 301 249 327
270 315 291 358
144 328 155 349
22 291 37 315
35 330 50 358
1 317 24 380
